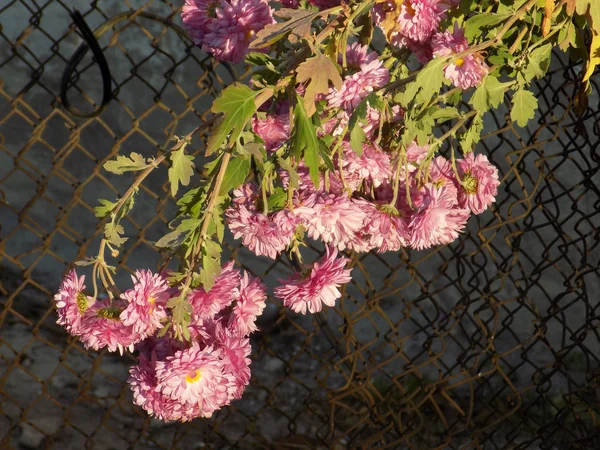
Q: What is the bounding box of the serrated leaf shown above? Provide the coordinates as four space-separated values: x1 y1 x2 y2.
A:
576 0 600 33
430 106 460 122
251 9 324 49
94 198 118 218
583 32 600 83
155 218 200 248
511 88 538 127
296 55 342 117
219 157 251 195
521 43 553 83
401 59 445 107
200 239 222 292
206 84 259 155
470 76 510 111
104 222 127 246
278 157 299 188
104 152 150 174
169 146 195 197
74 257 97 267
460 113 484 153
350 126 366 155
464 13 512 41
267 188 288 210
292 100 320 186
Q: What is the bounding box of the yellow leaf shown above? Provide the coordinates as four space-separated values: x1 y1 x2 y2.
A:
378 0 404 42
583 31 600 83
576 0 600 32
295 54 342 117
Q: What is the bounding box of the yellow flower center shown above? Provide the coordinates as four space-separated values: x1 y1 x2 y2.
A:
433 178 445 189
148 296 155 314
97 307 121 321
186 370 202 384
463 172 479 194
76 292 89 314
455 57 466 68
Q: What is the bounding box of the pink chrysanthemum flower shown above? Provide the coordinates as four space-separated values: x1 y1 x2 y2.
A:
120 270 170 340
155 342 236 417
226 184 298 259
212 324 252 400
432 24 489 89
457 153 500 214
129 356 185 422
55 270 94 336
308 0 341 9
294 193 367 250
79 299 140 355
252 111 290 152
341 142 392 189
327 60 390 112
406 141 429 165
429 155 458 199
361 203 410 253
184 0 274 64
274 246 352 314
409 184 470 250
229 272 267 336
188 262 241 321
342 42 379 70
397 0 441 43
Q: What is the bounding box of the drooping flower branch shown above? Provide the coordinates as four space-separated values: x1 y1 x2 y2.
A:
55 0 599 422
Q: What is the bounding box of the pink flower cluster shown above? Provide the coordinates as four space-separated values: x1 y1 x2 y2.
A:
226 144 500 311
55 264 267 421
182 0 274 63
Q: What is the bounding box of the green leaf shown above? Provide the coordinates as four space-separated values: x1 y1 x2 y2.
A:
511 88 538 127
199 239 222 292
177 185 208 217
400 59 445 107
219 156 251 195
292 100 320 186
169 145 195 197
350 126 366 155
206 83 259 156
277 157 299 188
94 199 118 218
296 54 342 117
470 76 511 112
250 9 325 49
104 152 150 174
521 43 552 83
430 106 460 123
347 93 382 154
155 218 200 248
104 222 127 246
464 13 512 41
167 292 192 334
267 188 288 211
460 113 484 153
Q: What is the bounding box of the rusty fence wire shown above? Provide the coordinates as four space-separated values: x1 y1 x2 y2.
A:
1 1 599 449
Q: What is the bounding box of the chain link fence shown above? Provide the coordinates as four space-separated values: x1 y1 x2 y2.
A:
1 1 599 449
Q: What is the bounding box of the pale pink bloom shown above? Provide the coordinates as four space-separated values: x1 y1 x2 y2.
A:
155 342 236 417
406 141 429 165
79 299 140 355
342 42 379 70
212 324 252 400
188 262 241 320
361 203 410 252
341 142 392 189
252 112 290 152
294 193 367 250
185 0 274 63
120 270 170 340
432 24 488 89
274 246 352 314
229 272 267 336
457 153 500 214
429 155 458 199
55 270 94 336
327 60 390 112
409 184 470 249
136 336 183 362
226 184 298 259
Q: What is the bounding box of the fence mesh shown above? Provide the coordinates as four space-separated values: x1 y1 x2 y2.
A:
1 1 599 449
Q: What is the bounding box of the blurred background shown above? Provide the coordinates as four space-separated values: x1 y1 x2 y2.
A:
0 1 599 449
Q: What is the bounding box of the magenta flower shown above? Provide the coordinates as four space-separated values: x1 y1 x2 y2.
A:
361 203 411 253
429 155 458 199
120 270 170 340
55 270 94 336
432 23 488 89
229 272 267 336
188 262 241 321
409 184 470 250
294 193 367 250
327 60 390 112
252 111 290 152
342 42 379 70
154 342 236 417
341 142 393 189
79 298 140 355
226 184 298 259
274 246 352 314
212 324 252 399
457 153 500 214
